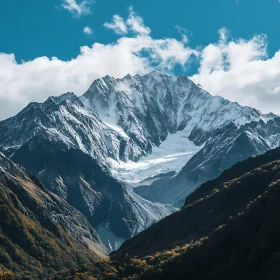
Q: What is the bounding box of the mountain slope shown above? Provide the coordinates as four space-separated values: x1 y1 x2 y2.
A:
117 175 280 280
53 146 280 280
10 135 173 251
113 146 280 258
0 152 106 279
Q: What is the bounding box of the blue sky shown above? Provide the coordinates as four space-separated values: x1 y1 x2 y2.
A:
1 0 279 62
0 0 280 119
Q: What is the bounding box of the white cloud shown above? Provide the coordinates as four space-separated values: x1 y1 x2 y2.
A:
175 25 189 44
104 7 150 35
104 15 128 35
1 10 280 121
83 26 93 35
61 0 92 17
191 28 280 114
0 13 196 120
126 6 151 35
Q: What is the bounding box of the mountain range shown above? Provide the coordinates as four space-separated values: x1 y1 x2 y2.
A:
1 71 280 252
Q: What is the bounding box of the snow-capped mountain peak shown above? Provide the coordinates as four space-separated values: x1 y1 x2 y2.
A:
82 72 271 146
0 71 276 165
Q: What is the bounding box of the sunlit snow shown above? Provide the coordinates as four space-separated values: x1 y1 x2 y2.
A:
109 130 203 183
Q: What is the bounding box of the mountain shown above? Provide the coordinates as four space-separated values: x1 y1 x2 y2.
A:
0 152 106 279
57 146 280 280
1 71 280 250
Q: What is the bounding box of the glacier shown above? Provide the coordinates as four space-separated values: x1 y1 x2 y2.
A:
109 130 202 183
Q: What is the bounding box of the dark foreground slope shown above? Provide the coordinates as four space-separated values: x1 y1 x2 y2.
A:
55 147 280 279
113 176 280 280
0 153 105 279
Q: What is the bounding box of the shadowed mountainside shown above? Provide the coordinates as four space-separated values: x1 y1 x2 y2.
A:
0 153 105 279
